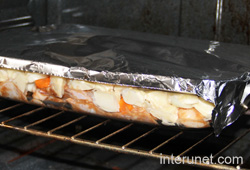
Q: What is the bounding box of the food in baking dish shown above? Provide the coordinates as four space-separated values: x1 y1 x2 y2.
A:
0 68 214 128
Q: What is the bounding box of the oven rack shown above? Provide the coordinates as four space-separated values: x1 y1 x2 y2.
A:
0 15 33 31
0 98 249 170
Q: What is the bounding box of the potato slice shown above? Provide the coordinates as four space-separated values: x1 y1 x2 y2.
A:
169 93 199 108
94 83 114 92
50 76 66 98
27 73 47 83
146 103 178 125
26 83 36 92
0 69 8 82
68 79 95 91
146 91 169 108
93 91 119 112
194 99 214 120
7 69 18 79
12 71 28 93
122 88 145 107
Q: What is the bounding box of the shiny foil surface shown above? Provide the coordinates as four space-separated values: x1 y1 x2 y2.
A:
0 24 250 135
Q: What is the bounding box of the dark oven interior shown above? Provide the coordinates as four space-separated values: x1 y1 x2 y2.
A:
0 0 250 170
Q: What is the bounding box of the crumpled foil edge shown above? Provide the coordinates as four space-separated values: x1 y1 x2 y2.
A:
0 55 216 104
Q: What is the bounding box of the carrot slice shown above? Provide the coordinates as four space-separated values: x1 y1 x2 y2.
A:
35 77 50 89
119 96 134 112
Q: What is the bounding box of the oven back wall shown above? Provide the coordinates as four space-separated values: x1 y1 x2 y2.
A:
45 0 250 45
1 0 249 45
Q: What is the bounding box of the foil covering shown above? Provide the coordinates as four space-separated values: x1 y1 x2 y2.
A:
0 24 250 135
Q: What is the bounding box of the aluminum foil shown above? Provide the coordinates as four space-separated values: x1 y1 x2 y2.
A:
0 24 250 135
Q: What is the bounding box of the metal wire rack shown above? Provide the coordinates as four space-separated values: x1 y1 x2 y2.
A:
0 98 249 170
0 15 33 31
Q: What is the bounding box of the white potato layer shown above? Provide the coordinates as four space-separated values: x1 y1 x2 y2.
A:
50 76 66 98
26 73 47 83
94 83 114 92
113 86 124 100
194 99 214 120
169 93 199 108
93 91 119 112
26 83 36 92
145 91 178 124
146 103 178 125
68 80 96 91
0 69 8 82
12 71 28 93
7 69 18 79
146 91 170 108
122 88 145 107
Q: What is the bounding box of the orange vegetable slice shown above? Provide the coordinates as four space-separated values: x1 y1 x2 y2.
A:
35 77 50 89
119 96 134 112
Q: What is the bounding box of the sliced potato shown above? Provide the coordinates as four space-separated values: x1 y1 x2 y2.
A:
12 71 28 93
122 88 145 107
194 98 214 120
26 83 36 92
94 83 114 92
68 79 95 91
26 73 47 83
146 90 169 108
169 93 199 108
0 69 8 82
50 76 66 98
147 103 178 125
7 69 18 79
93 91 119 112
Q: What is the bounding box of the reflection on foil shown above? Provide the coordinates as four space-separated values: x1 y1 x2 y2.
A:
205 41 220 58
62 7 81 13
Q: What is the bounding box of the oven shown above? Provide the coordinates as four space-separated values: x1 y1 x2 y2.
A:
0 0 250 169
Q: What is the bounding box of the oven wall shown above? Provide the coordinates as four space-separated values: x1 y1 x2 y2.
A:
0 0 30 22
47 0 216 41
45 0 250 45
1 0 250 45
